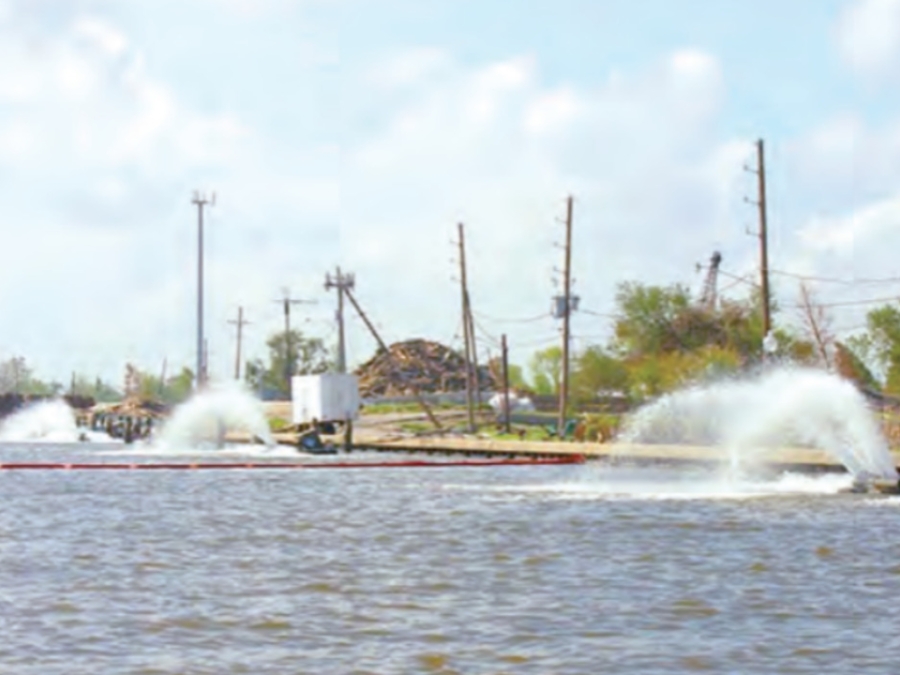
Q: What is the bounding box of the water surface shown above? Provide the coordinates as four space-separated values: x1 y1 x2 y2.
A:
1 442 898 673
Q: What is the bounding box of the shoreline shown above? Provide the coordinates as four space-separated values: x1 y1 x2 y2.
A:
230 430 889 474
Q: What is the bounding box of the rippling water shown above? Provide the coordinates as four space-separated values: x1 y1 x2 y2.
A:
1 442 899 674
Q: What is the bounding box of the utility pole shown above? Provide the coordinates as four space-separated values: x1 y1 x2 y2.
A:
557 196 574 439
745 139 772 338
229 307 250 380
325 268 356 452
457 223 476 433
501 334 511 434
192 191 215 389
275 289 315 397
343 287 442 430
756 138 771 337
325 268 355 373
158 357 167 397
466 296 483 411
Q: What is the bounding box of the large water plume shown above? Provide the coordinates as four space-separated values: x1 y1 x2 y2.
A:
156 382 275 450
619 367 898 481
0 400 80 442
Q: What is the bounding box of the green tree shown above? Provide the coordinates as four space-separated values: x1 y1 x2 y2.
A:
834 341 880 392
246 329 333 399
612 282 693 356
626 345 743 400
121 366 193 405
487 357 527 391
529 346 562 396
571 346 630 403
0 357 62 396
612 282 768 360
70 375 122 402
851 304 900 393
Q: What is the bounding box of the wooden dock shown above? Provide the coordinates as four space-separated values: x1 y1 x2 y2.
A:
237 430 896 474
351 435 857 472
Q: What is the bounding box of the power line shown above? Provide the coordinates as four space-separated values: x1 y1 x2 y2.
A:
717 278 747 294
785 295 900 309
769 269 900 286
472 310 550 324
580 308 616 319
717 267 760 287
513 334 564 348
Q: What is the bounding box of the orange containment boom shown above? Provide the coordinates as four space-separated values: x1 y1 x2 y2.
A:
0 455 586 471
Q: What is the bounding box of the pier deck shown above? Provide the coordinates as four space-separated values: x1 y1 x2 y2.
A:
253 431 894 473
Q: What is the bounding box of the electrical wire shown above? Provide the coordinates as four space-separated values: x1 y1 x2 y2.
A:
472 310 550 324
716 268 760 288
770 269 900 286
580 308 616 319
785 295 900 309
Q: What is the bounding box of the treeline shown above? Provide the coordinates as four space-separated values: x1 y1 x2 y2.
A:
0 326 333 406
519 281 882 405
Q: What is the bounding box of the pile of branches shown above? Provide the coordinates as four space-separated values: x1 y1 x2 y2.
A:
95 397 170 419
355 339 496 397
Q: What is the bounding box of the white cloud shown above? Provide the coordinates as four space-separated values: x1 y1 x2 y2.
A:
837 0 900 76
799 197 900 252
73 17 128 58
523 87 583 135
367 47 451 90
341 47 747 367
0 10 339 383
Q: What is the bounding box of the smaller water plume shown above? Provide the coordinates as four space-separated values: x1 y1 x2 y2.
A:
0 400 79 442
619 367 898 481
156 382 275 450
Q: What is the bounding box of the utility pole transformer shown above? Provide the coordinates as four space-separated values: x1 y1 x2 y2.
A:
192 190 215 389
229 307 250 380
324 268 355 374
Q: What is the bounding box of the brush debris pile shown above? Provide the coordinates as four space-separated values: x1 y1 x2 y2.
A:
355 339 496 397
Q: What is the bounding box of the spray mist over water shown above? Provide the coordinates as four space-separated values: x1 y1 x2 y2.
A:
0 400 79 442
619 367 898 481
157 382 275 450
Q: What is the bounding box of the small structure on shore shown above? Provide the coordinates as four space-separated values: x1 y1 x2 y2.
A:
292 373 360 453
89 398 169 443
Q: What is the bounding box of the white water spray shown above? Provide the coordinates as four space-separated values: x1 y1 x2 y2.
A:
0 400 80 442
156 382 275 450
619 367 898 481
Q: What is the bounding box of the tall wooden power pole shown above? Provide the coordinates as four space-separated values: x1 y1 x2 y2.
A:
501 333 511 434
229 307 249 380
457 223 476 432
557 196 574 439
325 268 355 374
746 139 772 337
325 268 356 450
275 289 315 396
756 139 771 337
192 190 215 389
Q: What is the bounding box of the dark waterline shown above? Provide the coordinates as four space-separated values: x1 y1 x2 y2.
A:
1 442 898 674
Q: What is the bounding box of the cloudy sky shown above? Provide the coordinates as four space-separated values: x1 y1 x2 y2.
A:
2 0 900 386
